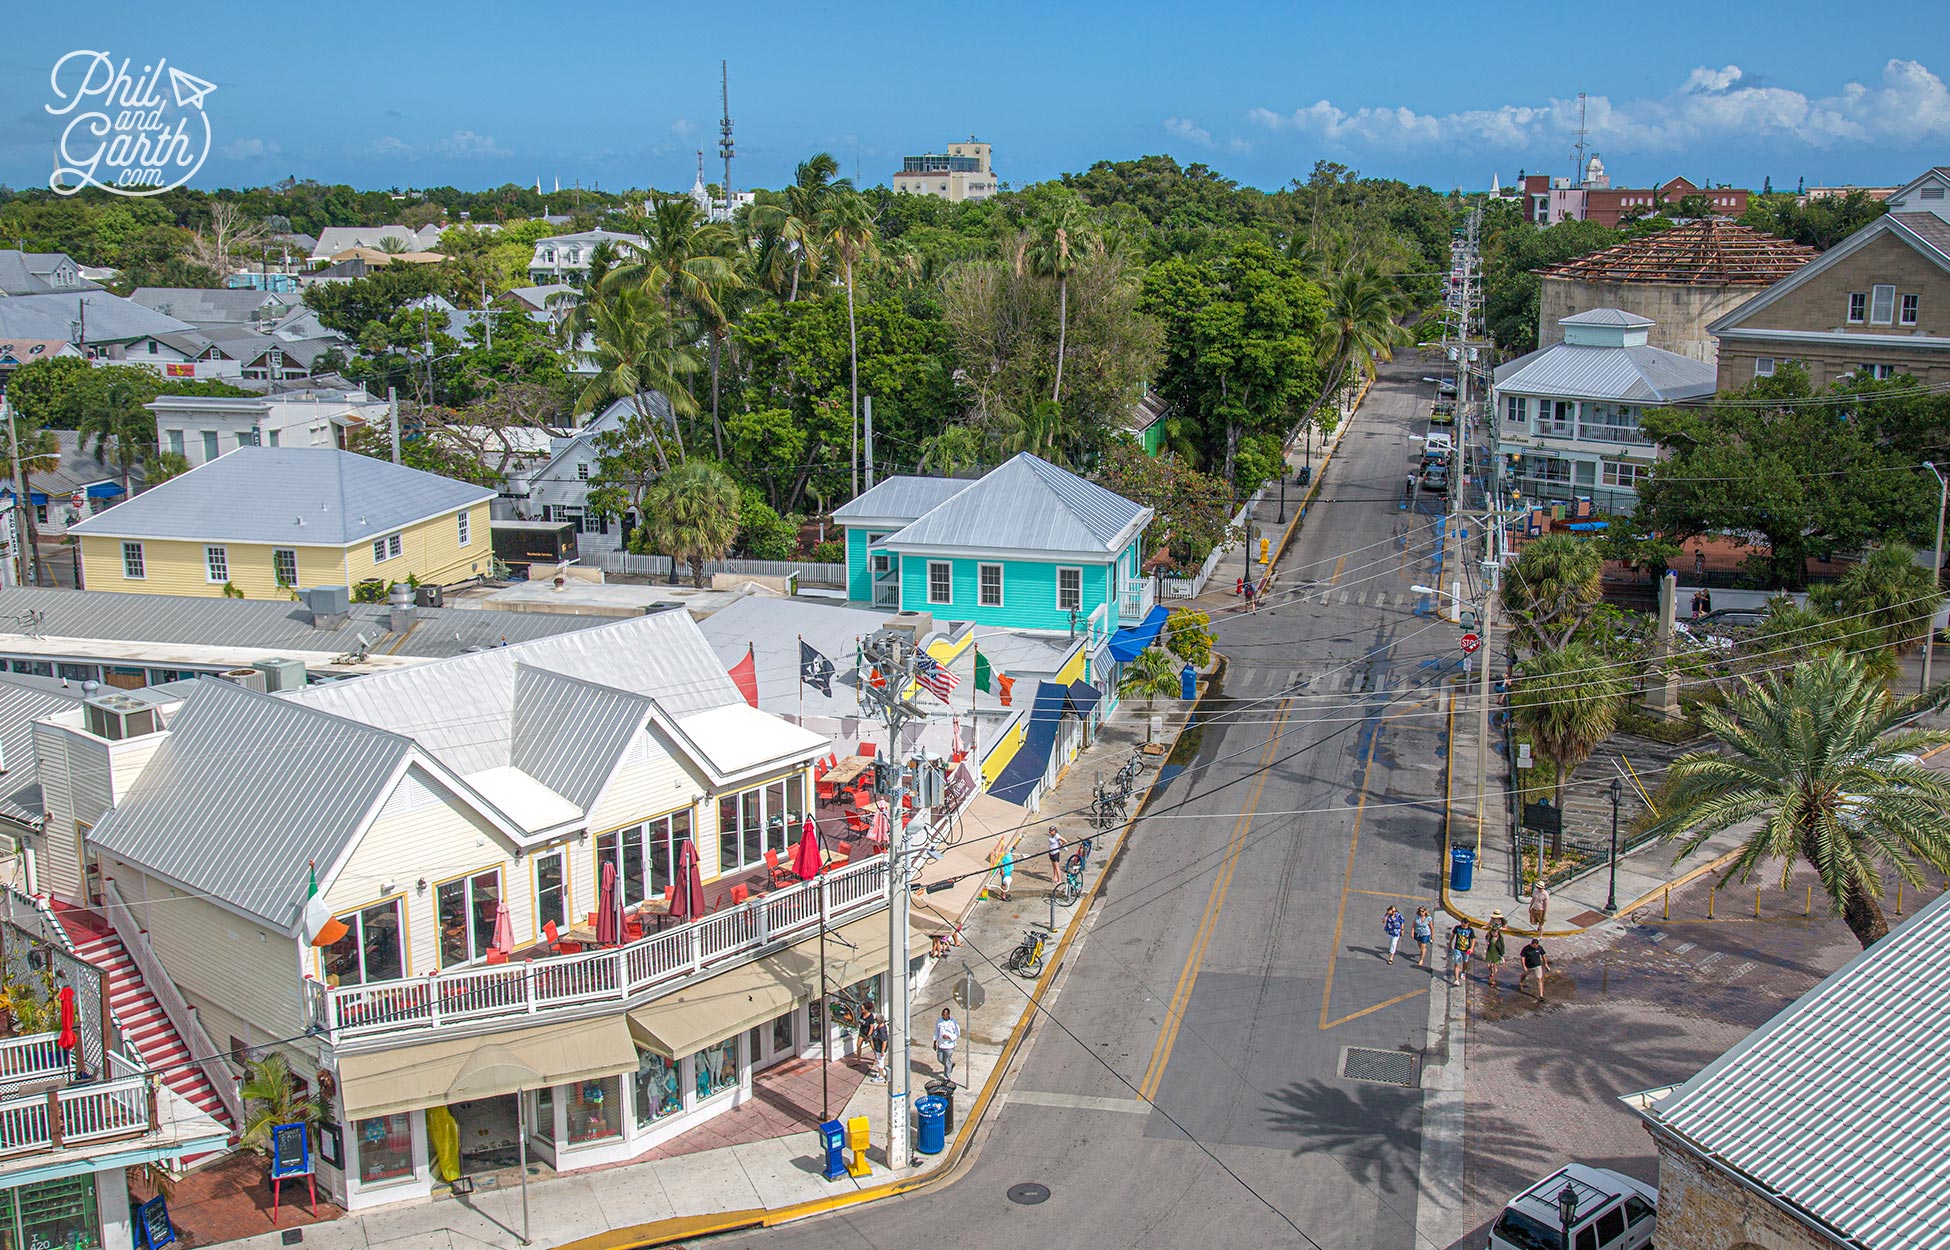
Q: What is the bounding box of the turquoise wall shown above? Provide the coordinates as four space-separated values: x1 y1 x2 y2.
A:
898 556 1114 635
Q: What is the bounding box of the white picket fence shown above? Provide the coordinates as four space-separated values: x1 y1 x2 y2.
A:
602 553 847 585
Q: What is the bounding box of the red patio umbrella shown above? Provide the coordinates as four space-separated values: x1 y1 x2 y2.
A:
595 861 619 946
791 816 824 880
670 839 705 919
489 901 514 959
56 985 76 1054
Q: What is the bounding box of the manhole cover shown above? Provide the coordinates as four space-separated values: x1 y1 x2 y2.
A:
1008 1183 1051 1205
1341 1046 1419 1087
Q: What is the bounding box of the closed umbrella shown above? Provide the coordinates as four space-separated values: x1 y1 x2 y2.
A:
595 861 619 947
950 716 965 759
868 804 891 850
791 817 824 880
490 901 514 959
670 839 705 919
56 985 76 1061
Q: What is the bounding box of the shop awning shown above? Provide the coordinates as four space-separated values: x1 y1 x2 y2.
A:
627 915 929 1058
337 1016 637 1121
988 681 1066 806
1066 680 1102 718
1107 605 1170 662
86 482 125 499
915 792 1030 929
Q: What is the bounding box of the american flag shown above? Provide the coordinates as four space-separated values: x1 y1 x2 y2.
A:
915 653 961 702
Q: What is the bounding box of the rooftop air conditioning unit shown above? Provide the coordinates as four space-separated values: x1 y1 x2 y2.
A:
883 611 933 648
83 694 161 742
219 668 268 693
251 657 307 693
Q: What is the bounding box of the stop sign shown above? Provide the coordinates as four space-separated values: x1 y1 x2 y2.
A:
1460 632 1482 654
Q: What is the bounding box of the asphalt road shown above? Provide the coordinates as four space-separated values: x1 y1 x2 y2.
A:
706 354 1468 1250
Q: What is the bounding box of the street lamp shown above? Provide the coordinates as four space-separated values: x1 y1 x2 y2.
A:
1557 1183 1580 1250
1605 778 1623 913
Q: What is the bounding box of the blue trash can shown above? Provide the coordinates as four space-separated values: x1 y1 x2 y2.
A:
1180 664 1197 701
914 1096 947 1155
1449 846 1476 892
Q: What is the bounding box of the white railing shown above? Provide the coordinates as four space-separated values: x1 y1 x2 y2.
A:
311 853 893 1046
601 552 847 585
0 1033 68 1095
1118 578 1156 623
101 878 243 1127
0 1043 155 1158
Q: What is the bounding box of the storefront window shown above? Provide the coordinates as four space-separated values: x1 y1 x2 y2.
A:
356 1113 414 1185
566 1076 621 1144
2 1175 101 1249
534 1087 554 1144
598 810 691 907
321 898 404 986
436 869 502 966
717 780 802 873
692 1039 738 1100
634 1050 679 1127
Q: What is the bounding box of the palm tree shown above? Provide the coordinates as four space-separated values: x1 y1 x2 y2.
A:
1508 643 1634 853
3 419 59 585
576 288 702 471
637 460 742 587
1812 542 1944 656
608 194 739 329
77 377 154 499
750 152 849 302
818 190 879 496
1310 265 1408 431
1018 199 1097 405
1119 648 1182 739
1646 652 1950 948
239 1053 322 1155
1500 534 1605 654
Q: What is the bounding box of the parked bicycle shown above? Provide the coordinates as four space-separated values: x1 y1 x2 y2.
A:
1052 853 1085 906
1006 927 1053 977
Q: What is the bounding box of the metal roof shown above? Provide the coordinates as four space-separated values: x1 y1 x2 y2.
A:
0 292 195 344
832 475 975 525
509 665 650 813
1492 342 1718 403
1538 220 1816 287
127 287 294 326
1560 308 1654 327
0 676 82 828
882 454 1151 557
87 677 414 930
0 251 99 296
1647 890 1950 1250
67 447 493 546
0 585 605 660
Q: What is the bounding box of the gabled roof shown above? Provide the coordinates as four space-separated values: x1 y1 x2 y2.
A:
1710 212 1950 337
67 447 492 546
509 665 650 814
128 287 293 326
27 429 146 497
0 676 83 828
882 454 1152 558
0 250 99 296
1125 390 1170 435
0 292 195 345
1643 891 1950 1250
1492 341 1718 403
1561 308 1655 327
831 474 974 527
87 677 415 930
1539 220 1814 287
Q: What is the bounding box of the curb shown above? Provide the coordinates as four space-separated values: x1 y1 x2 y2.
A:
561 661 1229 1250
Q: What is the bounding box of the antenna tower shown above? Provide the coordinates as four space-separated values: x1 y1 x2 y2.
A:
1573 91 1590 183
718 60 735 211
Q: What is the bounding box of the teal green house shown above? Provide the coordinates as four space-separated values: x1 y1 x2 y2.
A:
833 453 1159 649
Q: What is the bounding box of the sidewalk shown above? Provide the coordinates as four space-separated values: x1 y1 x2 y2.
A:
218 683 1214 1250
1439 685 1747 935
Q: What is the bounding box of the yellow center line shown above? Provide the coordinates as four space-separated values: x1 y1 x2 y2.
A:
1329 554 1348 585
1137 698 1292 1102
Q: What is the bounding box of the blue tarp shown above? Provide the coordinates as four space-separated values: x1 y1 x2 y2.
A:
1067 680 1102 718
989 681 1068 805
1107 604 1171 663
86 482 124 499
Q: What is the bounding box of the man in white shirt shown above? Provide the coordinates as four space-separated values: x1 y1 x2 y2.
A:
934 1007 961 1084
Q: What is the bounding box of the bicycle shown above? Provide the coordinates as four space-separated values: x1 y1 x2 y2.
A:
1005 927 1052 977
1052 854 1084 906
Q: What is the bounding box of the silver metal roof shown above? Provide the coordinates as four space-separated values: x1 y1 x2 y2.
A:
88 677 413 929
1649 890 1950 1250
832 475 974 525
883 454 1151 556
0 585 603 660
1560 308 1654 327
127 287 294 327
1492 343 1717 403
0 292 195 345
0 676 82 828
68 446 493 546
509 665 650 813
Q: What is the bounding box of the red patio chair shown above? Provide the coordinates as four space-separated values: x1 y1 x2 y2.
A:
846 811 871 833
764 848 796 888
544 920 581 955
817 780 839 802
730 883 750 905
830 841 852 868
485 949 509 965
858 742 877 758
624 918 644 942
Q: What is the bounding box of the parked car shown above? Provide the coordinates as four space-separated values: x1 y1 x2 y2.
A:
1693 606 1770 633
1487 1164 1657 1250
1421 466 1450 494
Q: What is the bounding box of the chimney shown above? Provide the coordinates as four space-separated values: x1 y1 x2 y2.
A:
388 581 417 633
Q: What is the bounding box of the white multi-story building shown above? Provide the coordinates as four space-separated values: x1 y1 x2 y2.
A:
148 389 388 468
526 231 642 287
892 139 1000 203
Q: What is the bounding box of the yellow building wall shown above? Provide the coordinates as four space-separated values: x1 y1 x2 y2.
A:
347 504 490 589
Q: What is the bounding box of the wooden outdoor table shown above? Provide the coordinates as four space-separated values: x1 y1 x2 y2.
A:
826 755 874 787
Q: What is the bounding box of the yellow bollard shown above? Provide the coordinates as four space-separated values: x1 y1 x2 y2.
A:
1897 882 1904 916
1806 885 1812 917
1663 887 1670 921
1708 885 1716 919
1755 886 1762 918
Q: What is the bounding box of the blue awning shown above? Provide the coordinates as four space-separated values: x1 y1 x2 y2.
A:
989 681 1068 806
1067 680 1102 718
86 482 124 499
1566 521 1608 532
1107 604 1170 663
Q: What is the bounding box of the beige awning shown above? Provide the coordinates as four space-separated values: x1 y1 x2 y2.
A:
915 793 1030 929
337 1016 637 1121
628 915 930 1058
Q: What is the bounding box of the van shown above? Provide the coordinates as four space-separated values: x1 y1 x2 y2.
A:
1488 1165 1657 1250
1423 432 1454 456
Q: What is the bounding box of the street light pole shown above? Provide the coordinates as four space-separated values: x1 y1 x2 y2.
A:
1923 461 1947 693
1604 778 1622 913
1557 1184 1580 1250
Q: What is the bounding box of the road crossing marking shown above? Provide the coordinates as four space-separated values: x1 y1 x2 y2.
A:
1005 1091 1152 1115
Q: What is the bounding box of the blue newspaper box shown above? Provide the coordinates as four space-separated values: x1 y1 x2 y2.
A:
1180 664 1197 701
914 1096 947 1155
818 1119 847 1181
1449 846 1476 892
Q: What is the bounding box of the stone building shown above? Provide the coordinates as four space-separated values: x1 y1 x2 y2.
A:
1628 889 1950 1250
1537 221 1816 365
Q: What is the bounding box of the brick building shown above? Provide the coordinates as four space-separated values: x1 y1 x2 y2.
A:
1519 162 1751 228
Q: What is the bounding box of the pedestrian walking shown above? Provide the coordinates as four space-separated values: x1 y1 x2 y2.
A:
1528 881 1550 931
1693 549 1706 578
1244 580 1259 613
1047 827 1063 878
1448 919 1476 986
1405 473 1417 500
1383 906 1405 964
1412 906 1434 967
1521 937 1551 1000
869 1013 890 1081
854 1002 877 1060
934 1007 960 1084
1483 911 1507 988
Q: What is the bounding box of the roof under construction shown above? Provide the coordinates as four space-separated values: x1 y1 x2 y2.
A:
1539 220 1816 287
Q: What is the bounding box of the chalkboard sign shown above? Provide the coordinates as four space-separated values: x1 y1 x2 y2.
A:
135 1195 174 1249
317 1120 343 1168
269 1122 312 1179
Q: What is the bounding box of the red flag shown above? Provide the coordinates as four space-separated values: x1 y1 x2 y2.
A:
729 644 759 708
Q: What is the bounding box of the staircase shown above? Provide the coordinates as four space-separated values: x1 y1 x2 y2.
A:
49 902 236 1137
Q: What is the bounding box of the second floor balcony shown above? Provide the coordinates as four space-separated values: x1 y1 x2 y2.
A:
1118 577 1156 624
0 1031 224 1163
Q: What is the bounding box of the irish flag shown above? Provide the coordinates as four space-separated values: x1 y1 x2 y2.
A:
303 861 348 948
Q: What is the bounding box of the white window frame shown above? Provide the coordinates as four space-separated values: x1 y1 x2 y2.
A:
1861 363 1897 381
1754 357 1775 377
1601 460 1651 489
165 429 184 456
457 510 471 546
577 462 590 481
122 542 144 580
977 563 1003 608
1869 284 1897 326
1057 566 1083 613
273 548 298 588
372 532 403 563
1847 292 1867 324
204 545 229 584
926 561 953 605
1901 293 1920 326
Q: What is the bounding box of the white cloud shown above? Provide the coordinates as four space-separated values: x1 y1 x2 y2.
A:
670 118 695 140
1164 116 1252 155
372 135 413 159
1249 60 1950 154
222 137 279 160
435 130 507 159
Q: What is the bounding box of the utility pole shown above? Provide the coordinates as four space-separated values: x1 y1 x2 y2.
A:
387 386 401 465
1474 515 1503 854
3 392 29 588
1924 462 1947 692
864 396 875 491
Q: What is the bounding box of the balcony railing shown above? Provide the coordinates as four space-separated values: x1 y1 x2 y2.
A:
1577 423 1651 446
308 853 893 1048
0 1036 155 1158
1118 578 1156 624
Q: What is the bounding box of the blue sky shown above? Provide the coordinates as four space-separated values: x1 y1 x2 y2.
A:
4 1 1947 196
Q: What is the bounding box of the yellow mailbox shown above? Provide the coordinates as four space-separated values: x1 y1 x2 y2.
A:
846 1114 872 1177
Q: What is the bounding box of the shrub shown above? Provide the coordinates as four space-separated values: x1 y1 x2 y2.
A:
1164 608 1214 667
